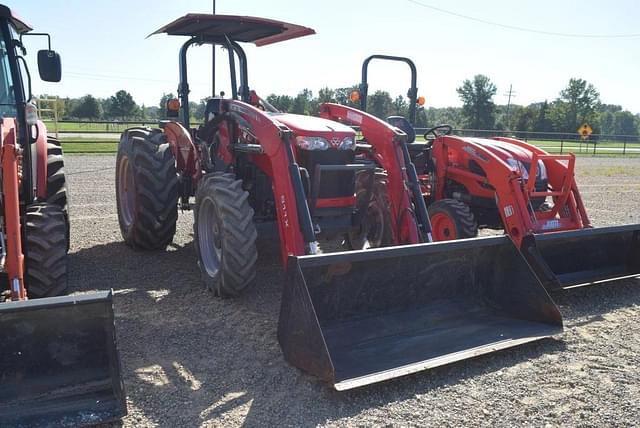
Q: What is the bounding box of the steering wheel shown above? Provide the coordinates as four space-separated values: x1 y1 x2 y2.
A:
423 124 453 140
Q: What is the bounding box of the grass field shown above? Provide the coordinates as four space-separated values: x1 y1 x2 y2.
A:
62 141 118 153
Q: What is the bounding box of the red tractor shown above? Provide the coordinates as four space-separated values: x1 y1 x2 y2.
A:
0 5 125 426
349 54 640 291
116 14 562 390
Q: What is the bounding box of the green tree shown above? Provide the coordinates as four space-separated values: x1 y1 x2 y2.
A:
456 75 497 129
391 95 408 117
553 78 600 132
72 94 102 119
266 94 294 112
612 111 639 135
366 90 393 119
291 89 315 115
534 101 553 132
317 87 336 103
108 90 138 120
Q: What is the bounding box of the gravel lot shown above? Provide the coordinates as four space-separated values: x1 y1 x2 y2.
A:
66 155 640 427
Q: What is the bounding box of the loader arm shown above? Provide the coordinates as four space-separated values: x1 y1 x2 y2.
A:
492 137 591 228
434 136 536 245
1 121 26 300
319 103 426 244
218 100 313 266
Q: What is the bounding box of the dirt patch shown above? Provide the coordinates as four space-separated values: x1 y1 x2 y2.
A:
66 156 640 427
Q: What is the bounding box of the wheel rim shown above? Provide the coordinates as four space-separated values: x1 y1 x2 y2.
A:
197 197 222 277
364 199 384 248
117 156 136 228
431 212 457 241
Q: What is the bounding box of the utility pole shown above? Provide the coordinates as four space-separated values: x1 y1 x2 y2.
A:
504 84 516 130
212 0 216 97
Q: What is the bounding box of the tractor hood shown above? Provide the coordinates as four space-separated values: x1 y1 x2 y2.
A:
464 137 534 163
272 113 356 139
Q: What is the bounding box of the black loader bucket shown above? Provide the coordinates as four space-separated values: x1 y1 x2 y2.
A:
0 290 126 427
278 236 562 390
523 225 640 290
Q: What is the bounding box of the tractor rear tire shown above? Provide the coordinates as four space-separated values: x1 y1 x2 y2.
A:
347 171 394 249
46 137 70 251
194 173 258 297
428 199 478 241
116 128 178 250
25 203 68 298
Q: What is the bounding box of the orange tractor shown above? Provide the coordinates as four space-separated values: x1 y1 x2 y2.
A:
0 6 125 426
344 54 640 291
116 14 562 390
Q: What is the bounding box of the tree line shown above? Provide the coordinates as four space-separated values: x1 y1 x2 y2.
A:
43 77 640 136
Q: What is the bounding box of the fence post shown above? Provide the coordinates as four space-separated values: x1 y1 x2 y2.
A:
593 140 597 156
623 137 627 155
560 140 563 154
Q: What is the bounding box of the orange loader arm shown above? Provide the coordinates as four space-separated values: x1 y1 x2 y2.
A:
1 120 26 300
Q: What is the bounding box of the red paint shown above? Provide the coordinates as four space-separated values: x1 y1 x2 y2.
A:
320 103 420 245
315 196 356 209
1 120 26 300
431 212 457 241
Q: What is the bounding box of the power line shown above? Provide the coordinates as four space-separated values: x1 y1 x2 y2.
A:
405 0 640 39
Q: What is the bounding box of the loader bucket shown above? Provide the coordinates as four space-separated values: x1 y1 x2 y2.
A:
278 236 562 390
0 290 126 427
525 225 640 290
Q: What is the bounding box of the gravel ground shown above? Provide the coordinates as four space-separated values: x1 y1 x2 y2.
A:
65 155 640 427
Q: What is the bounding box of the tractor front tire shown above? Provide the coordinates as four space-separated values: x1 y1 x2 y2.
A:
428 198 478 241
46 137 70 251
347 171 394 249
116 128 178 250
25 203 68 298
194 173 258 297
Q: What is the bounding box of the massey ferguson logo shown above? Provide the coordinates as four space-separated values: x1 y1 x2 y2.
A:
330 137 341 148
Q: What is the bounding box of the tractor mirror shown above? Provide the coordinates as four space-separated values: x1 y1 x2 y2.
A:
349 90 360 103
37 50 62 82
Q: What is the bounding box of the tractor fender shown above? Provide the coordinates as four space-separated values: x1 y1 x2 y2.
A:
34 120 48 200
162 121 201 181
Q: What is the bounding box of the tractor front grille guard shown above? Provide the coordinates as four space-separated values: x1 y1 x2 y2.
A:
522 153 591 234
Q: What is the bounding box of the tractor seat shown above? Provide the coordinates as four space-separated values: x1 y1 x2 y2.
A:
387 116 416 144
204 98 222 121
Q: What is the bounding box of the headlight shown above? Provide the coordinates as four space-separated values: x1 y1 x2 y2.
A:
506 158 529 180
338 136 356 151
295 136 329 151
537 159 548 180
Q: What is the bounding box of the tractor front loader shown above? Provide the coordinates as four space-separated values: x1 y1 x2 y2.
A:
351 54 640 291
116 14 561 390
0 6 125 426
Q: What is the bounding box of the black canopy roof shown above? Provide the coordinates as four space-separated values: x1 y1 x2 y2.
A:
0 5 33 34
150 14 315 46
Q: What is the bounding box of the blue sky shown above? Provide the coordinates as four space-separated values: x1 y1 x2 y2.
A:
13 0 640 112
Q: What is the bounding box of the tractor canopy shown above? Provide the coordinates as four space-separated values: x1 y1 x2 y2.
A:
0 4 32 33
150 14 315 46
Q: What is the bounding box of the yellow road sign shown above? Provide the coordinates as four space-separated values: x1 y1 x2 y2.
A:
578 123 593 139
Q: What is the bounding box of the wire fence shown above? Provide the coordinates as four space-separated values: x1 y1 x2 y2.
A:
47 120 640 156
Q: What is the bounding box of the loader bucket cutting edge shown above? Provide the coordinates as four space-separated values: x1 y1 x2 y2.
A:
278 236 563 390
532 225 640 289
0 290 126 427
